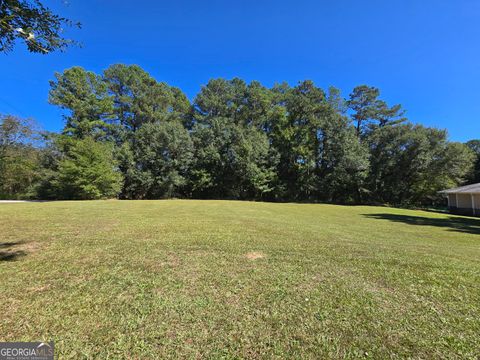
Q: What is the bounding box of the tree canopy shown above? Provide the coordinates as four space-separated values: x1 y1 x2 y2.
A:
466 140 480 184
1 64 476 206
0 114 41 198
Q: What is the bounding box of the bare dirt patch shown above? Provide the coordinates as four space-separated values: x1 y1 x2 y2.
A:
0 241 42 261
245 251 265 260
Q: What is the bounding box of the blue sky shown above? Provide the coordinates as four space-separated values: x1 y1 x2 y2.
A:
1 0 479 141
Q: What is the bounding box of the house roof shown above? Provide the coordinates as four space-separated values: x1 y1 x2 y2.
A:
440 183 480 194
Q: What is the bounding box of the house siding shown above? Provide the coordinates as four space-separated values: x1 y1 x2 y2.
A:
448 194 457 207
447 193 480 216
456 194 472 209
474 194 480 209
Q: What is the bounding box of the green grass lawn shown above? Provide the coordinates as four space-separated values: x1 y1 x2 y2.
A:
1 200 479 359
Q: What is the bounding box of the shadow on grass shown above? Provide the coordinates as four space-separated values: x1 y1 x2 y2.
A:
364 213 480 235
0 242 26 261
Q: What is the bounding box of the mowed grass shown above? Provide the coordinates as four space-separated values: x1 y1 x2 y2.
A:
0 200 479 359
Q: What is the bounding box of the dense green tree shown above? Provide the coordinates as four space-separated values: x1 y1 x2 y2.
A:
124 121 194 199
268 82 369 202
103 64 191 138
194 78 247 124
466 140 480 183
33 132 63 200
316 113 369 203
0 114 41 198
102 65 192 197
49 67 113 139
192 79 278 199
190 118 278 200
367 124 474 205
439 142 476 191
268 81 324 200
0 0 80 54
270 81 368 202
53 137 122 200
194 78 278 131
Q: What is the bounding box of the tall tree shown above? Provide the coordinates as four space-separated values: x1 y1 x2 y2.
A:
270 81 334 200
269 82 369 203
49 67 113 139
191 79 278 199
194 78 247 125
316 113 369 203
347 85 405 137
0 0 79 53
103 64 190 138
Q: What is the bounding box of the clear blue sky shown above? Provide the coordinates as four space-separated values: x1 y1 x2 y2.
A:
1 0 479 141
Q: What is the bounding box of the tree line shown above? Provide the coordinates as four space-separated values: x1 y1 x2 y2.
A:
0 64 477 205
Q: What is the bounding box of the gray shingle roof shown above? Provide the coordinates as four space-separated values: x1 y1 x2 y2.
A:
440 183 480 194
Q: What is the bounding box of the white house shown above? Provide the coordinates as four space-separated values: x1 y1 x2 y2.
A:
440 183 480 216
